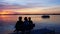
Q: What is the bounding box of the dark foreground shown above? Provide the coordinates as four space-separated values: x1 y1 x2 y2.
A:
9 28 57 34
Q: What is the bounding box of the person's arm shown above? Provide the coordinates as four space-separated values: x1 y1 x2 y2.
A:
31 21 35 27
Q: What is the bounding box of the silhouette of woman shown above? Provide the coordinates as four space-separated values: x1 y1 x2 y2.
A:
23 17 29 30
28 17 35 31
23 17 35 34
14 17 24 33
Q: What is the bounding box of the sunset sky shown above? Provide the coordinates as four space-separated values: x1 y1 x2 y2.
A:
0 0 60 14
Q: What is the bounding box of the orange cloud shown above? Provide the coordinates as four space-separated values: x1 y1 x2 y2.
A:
0 5 60 14
0 10 16 14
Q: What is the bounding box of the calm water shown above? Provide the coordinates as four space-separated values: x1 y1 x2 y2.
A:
0 15 60 34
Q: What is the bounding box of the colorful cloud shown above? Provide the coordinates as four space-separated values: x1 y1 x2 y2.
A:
0 0 60 14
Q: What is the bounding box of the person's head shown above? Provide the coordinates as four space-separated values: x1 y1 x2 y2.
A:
19 17 22 21
28 17 31 20
24 17 28 21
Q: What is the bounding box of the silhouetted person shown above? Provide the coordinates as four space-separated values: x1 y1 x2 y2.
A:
23 17 35 34
28 17 35 33
22 17 31 34
24 17 29 30
14 17 24 34
28 17 35 30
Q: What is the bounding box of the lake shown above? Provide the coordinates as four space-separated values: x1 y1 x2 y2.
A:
0 15 60 34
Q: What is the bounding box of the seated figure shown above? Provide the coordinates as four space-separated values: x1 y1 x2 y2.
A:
14 17 24 33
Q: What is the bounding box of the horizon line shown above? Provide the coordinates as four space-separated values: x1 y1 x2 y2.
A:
0 14 60 15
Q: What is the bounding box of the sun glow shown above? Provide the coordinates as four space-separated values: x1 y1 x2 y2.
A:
0 10 14 14
13 7 45 14
0 6 60 14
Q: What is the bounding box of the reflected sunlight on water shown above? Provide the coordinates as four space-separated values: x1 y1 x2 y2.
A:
0 15 60 34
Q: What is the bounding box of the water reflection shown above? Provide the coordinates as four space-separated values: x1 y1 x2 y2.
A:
0 15 60 34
